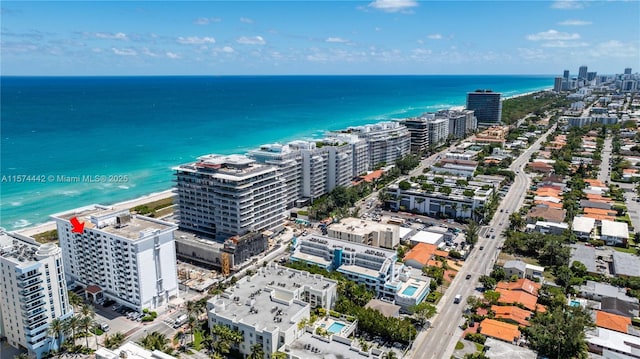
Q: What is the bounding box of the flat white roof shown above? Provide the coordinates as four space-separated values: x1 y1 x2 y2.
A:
399 227 412 239
601 220 629 239
586 327 640 357
573 216 596 233
409 231 443 245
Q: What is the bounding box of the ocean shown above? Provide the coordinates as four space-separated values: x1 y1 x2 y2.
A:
0 75 552 230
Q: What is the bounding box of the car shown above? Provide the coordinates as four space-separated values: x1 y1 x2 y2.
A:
485 234 490 238
500 209 504 213
479 246 484 250
491 235 496 239
465 274 472 280
490 228 494 232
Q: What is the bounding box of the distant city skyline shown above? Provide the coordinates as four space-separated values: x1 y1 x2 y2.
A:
1 1 639 76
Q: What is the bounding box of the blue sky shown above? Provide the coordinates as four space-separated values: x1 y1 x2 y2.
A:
1 1 638 76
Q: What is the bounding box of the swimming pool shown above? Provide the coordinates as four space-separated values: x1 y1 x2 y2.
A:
327 322 346 334
402 285 418 296
570 300 581 307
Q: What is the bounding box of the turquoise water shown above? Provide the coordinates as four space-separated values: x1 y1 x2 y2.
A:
0 75 553 230
402 285 418 296
327 322 346 334
570 300 581 307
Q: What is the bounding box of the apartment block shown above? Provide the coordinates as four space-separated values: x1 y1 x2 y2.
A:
0 231 73 358
427 117 449 148
51 205 179 312
290 234 430 311
466 90 502 125
206 264 338 357
247 143 303 209
174 154 286 238
347 122 411 168
327 217 400 249
400 117 430 154
437 109 477 139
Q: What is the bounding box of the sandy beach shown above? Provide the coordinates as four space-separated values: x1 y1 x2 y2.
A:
16 189 176 237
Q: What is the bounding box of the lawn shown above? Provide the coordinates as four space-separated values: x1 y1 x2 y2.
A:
613 246 638 254
475 343 484 352
192 330 204 351
455 341 464 350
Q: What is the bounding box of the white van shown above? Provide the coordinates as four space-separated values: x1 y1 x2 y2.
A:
453 294 462 304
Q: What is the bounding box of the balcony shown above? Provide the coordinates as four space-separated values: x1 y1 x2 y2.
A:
17 277 43 289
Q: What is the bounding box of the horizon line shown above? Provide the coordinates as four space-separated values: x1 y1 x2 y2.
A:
0 73 560 78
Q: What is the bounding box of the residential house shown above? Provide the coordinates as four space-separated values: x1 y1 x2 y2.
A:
502 262 545 281
478 319 521 343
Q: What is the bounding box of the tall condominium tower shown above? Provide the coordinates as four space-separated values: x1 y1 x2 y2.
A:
563 70 570 80
174 154 286 238
347 122 411 169
51 206 179 312
624 68 632 75
399 117 430 154
578 65 588 80
466 90 502 125
0 231 73 358
437 109 477 139
554 77 564 92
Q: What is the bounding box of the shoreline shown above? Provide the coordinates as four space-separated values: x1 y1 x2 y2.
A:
15 189 176 237
7 87 551 236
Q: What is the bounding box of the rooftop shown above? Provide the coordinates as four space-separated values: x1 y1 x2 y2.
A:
496 288 541 312
611 251 640 277
595 310 631 333
580 281 639 304
209 264 338 331
479 318 521 343
403 243 438 266
586 327 640 358
491 306 532 327
572 216 596 233
496 279 541 297
329 218 399 237
0 231 56 266
51 205 176 241
484 338 537 359
409 231 444 245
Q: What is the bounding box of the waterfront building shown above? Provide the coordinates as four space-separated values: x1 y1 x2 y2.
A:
327 217 400 249
247 143 303 209
400 117 430 154
587 72 597 82
554 77 564 93
579 65 588 81
438 109 477 139
427 117 449 148
324 133 370 177
206 263 338 357
0 231 73 358
347 122 411 168
564 70 570 81
290 234 430 311
466 90 502 125
565 115 619 128
174 154 286 238
51 205 179 312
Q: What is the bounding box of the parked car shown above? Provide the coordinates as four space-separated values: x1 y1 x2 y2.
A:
465 274 472 280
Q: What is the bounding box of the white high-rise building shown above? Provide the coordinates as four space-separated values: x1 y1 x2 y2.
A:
0 231 73 358
248 143 303 209
348 122 411 168
427 117 449 147
51 206 179 312
174 154 286 238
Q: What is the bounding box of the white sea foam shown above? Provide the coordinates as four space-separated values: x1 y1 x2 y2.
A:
118 185 130 190
10 201 22 206
13 219 32 228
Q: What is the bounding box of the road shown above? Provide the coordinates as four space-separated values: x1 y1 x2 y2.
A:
409 125 555 359
597 136 612 184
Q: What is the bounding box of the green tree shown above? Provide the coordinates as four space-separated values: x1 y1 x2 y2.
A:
408 302 437 327
248 343 265 359
570 261 587 278
138 331 170 352
210 324 243 356
489 267 506 281
67 291 83 310
398 180 411 190
483 290 500 305
466 220 480 246
479 275 497 290
103 332 126 350
272 352 287 359
64 315 81 346
78 315 94 349
383 351 398 359
525 306 594 359
48 318 65 351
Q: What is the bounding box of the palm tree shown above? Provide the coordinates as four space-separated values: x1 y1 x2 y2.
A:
187 315 198 344
64 315 81 345
48 318 64 351
139 331 170 352
14 353 29 359
81 304 95 320
383 351 398 359
79 315 94 348
104 332 126 349
248 343 264 359
67 290 84 310
210 325 243 356
272 352 287 359
173 330 186 349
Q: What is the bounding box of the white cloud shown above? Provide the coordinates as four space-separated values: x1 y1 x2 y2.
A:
368 0 418 13
221 46 234 53
590 40 639 58
194 17 221 25
541 41 589 48
240 17 254 24
236 36 266 45
141 47 160 57
95 32 128 40
111 48 136 56
166 52 180 59
527 29 580 41
551 1 584 9
428 34 443 40
177 36 216 45
325 37 349 43
558 19 592 26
